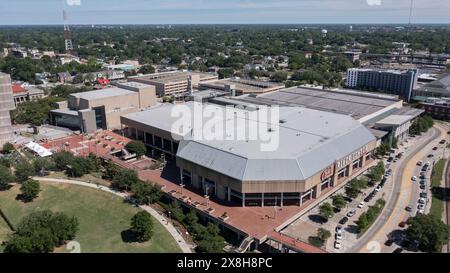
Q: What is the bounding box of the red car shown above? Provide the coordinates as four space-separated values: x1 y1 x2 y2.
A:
399 221 407 228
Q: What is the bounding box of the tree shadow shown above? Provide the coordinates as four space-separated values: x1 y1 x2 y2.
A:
15 194 32 203
121 229 138 243
308 214 327 224
431 187 450 202
345 224 358 234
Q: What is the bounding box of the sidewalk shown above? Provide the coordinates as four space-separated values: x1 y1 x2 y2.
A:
33 177 193 253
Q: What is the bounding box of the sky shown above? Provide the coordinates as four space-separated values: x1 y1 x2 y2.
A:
1 0 450 25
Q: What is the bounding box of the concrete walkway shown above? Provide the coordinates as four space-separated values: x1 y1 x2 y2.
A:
33 177 193 253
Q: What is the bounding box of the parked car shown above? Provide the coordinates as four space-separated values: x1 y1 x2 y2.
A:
357 202 365 209
417 160 423 166
399 221 407 228
418 198 426 204
393 158 399 162
385 239 394 246
393 248 403 253
387 157 394 162
335 233 343 241
428 154 434 158
440 139 446 144
336 226 343 234
420 184 426 190
432 147 438 151
339 217 349 225
411 176 417 181
405 205 413 212
334 241 342 249
347 210 356 217
417 204 425 210
386 169 393 175
375 185 382 192
420 192 427 198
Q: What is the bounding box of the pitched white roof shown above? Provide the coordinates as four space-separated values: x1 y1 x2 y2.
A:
25 141 53 157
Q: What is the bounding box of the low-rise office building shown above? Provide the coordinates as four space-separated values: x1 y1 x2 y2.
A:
129 71 218 97
12 84 45 106
50 82 156 133
418 97 450 120
198 78 285 95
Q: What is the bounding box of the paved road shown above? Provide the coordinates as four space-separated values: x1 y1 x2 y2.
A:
33 177 193 253
349 127 441 253
445 151 450 253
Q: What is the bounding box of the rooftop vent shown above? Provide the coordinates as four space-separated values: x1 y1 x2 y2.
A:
279 119 287 124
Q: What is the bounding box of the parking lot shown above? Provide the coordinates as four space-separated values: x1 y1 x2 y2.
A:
281 129 443 253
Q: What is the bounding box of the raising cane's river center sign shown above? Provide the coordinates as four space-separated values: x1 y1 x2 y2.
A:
336 145 369 170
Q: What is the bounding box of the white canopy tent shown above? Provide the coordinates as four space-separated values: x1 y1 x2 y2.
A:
25 141 53 157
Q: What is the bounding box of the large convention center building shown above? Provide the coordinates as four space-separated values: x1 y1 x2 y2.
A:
121 101 378 207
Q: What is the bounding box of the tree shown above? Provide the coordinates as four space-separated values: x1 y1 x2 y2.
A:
33 157 55 174
0 165 14 191
407 214 450 252
130 211 154 242
345 181 360 199
218 68 234 79
4 210 78 253
52 151 75 171
15 161 35 183
125 140 147 158
138 65 155 74
131 182 162 205
318 202 334 220
19 179 40 202
317 228 331 242
271 71 288 82
332 194 346 209
2 142 15 153
112 168 139 191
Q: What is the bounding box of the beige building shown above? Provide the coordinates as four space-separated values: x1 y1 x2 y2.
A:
199 78 285 95
121 101 378 207
0 73 15 148
12 84 45 106
51 82 156 133
129 71 218 97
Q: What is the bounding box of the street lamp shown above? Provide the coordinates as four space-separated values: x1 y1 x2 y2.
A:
180 182 185 195
205 195 210 208
167 211 171 225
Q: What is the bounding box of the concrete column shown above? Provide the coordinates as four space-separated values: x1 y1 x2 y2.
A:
242 193 246 207
300 193 303 206
281 193 284 207
152 134 155 146
135 128 138 140
143 131 147 144
179 169 183 185
261 193 264 208
171 141 174 153
227 187 231 202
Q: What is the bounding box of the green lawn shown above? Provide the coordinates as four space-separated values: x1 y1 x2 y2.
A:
430 159 446 219
0 217 11 252
0 182 181 253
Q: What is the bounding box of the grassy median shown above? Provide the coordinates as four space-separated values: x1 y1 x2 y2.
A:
0 182 181 253
430 159 446 219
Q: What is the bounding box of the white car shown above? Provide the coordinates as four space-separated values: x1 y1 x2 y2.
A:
417 160 423 166
334 241 342 249
335 226 343 234
375 186 382 192
335 233 343 241
347 210 356 217
418 198 426 204
411 176 418 181
357 202 365 208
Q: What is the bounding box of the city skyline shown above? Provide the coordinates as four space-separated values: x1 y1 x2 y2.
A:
1 0 450 25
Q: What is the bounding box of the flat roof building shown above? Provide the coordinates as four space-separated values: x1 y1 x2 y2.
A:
0 73 15 148
121 101 378 208
50 82 157 133
198 78 285 96
346 68 419 102
129 71 218 97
